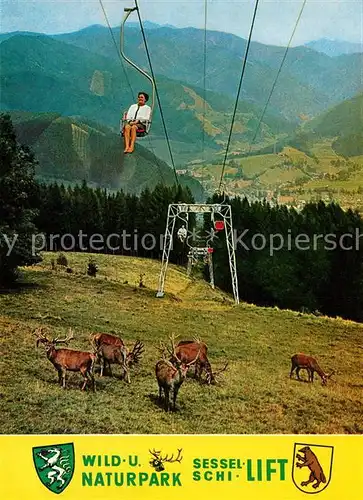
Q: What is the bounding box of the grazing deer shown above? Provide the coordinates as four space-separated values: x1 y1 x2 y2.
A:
175 338 228 385
35 327 96 391
91 332 143 366
91 332 124 349
96 340 144 383
290 353 334 386
156 335 200 411
149 448 183 472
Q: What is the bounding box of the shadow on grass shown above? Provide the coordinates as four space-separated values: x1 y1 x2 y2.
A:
28 368 105 392
147 393 185 412
290 377 311 384
0 281 45 295
94 366 127 381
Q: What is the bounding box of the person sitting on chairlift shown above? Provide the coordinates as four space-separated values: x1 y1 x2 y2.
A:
177 224 187 243
123 92 151 154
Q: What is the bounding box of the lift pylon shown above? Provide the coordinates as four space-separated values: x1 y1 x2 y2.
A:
156 203 239 304
186 247 215 289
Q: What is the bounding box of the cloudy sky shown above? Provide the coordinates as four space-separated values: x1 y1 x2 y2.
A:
1 0 362 46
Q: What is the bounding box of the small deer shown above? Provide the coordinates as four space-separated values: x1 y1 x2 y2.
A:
35 327 96 391
149 448 183 472
156 335 200 411
290 353 334 386
176 338 228 385
96 340 144 383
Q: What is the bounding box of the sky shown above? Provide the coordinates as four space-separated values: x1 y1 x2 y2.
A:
1 0 362 47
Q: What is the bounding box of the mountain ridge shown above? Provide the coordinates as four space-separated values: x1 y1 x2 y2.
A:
304 38 363 57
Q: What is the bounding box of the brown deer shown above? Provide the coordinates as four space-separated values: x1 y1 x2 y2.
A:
96 340 144 383
91 332 124 350
155 335 200 411
91 332 143 365
35 327 96 391
175 338 228 385
290 353 334 386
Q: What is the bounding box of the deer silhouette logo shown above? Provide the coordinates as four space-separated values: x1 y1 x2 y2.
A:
149 448 183 472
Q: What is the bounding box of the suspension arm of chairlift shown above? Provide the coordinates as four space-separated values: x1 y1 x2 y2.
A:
120 7 155 117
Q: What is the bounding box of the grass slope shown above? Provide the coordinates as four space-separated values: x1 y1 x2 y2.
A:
0 252 362 435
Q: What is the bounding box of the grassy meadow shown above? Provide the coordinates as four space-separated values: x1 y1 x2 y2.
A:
0 252 362 435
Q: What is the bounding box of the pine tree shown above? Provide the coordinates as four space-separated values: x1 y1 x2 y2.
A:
0 114 41 285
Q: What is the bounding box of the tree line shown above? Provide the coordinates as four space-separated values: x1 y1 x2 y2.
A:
35 180 194 261
1 112 363 322
207 193 363 322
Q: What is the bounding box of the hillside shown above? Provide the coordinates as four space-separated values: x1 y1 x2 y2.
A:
303 93 363 158
189 114 363 211
8 111 204 194
303 92 363 142
0 252 362 434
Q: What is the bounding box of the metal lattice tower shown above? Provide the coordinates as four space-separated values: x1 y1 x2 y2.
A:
156 203 239 304
187 247 215 289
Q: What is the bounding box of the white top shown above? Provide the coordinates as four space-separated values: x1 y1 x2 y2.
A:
177 226 188 241
126 103 151 123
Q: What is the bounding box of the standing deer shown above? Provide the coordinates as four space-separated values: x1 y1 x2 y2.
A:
35 327 96 391
290 353 334 386
175 338 228 384
96 340 144 383
156 335 200 411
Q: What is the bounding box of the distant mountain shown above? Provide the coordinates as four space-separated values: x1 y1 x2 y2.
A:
49 25 363 121
2 28 362 176
7 110 204 197
126 21 177 30
0 33 291 160
305 38 363 57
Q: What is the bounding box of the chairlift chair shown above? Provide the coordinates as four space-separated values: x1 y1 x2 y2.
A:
120 112 151 139
120 7 155 139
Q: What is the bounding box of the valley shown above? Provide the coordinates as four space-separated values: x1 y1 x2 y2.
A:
0 25 362 209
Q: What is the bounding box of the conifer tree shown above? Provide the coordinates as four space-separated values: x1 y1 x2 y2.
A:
0 114 41 285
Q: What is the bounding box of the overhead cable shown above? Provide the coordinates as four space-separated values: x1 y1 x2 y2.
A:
218 0 261 192
247 0 308 156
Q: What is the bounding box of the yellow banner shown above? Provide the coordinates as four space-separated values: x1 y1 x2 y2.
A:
0 435 362 499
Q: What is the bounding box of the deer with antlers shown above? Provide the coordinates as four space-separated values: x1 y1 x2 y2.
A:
91 333 144 381
175 338 228 385
149 449 183 472
290 353 334 386
96 340 144 383
35 327 96 391
156 335 200 411
91 332 124 350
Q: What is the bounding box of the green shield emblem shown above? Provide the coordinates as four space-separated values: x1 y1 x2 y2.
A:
32 443 75 494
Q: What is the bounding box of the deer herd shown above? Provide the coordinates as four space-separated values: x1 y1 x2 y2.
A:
34 327 334 412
